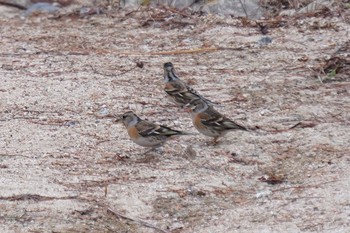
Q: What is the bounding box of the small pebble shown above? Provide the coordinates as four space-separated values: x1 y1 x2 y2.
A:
99 107 109 116
256 190 272 198
24 3 59 17
257 36 273 46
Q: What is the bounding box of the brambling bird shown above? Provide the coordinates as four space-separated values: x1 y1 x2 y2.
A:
186 99 247 144
120 111 191 149
163 62 217 107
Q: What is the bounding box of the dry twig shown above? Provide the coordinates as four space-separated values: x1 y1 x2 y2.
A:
271 179 341 193
107 208 170 233
0 1 27 10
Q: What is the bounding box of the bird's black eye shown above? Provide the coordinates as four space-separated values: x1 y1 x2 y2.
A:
122 115 127 119
164 62 172 68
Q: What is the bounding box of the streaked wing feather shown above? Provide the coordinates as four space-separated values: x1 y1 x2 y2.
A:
155 125 184 136
165 79 218 106
165 80 203 100
185 83 219 106
164 81 187 93
136 120 183 137
200 108 223 127
200 108 247 131
136 121 159 137
221 117 247 131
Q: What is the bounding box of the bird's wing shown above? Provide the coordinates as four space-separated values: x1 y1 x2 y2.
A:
166 80 219 106
155 125 185 136
136 120 184 137
165 81 200 97
164 80 187 93
200 108 247 131
135 120 160 137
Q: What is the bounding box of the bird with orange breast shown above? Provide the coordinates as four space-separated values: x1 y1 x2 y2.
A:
120 111 192 151
186 98 248 144
163 62 217 107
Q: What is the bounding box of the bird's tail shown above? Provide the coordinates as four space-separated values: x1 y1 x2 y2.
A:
178 131 198 136
202 97 221 107
158 126 197 137
224 121 248 131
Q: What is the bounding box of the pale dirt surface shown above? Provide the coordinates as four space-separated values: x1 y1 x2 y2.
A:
0 4 350 233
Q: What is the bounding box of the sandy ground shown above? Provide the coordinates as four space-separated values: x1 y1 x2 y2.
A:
0 4 349 233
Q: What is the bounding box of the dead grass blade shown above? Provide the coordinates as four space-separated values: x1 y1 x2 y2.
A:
271 179 341 193
107 208 170 233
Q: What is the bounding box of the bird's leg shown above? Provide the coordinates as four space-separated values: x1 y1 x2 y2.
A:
206 137 219 146
142 147 164 155
142 147 156 155
155 147 164 155
212 137 219 145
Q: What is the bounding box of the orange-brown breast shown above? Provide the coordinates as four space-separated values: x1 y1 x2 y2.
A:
194 114 207 130
127 126 140 140
164 82 176 91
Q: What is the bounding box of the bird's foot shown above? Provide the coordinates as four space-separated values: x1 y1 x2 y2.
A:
206 138 219 146
142 147 164 155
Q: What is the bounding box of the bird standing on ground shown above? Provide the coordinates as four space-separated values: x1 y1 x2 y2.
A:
120 111 191 150
163 62 216 107
186 99 247 144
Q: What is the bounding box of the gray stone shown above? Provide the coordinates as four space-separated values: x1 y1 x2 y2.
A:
279 0 334 16
120 0 263 19
257 36 273 46
299 0 333 13
192 0 262 18
24 2 59 16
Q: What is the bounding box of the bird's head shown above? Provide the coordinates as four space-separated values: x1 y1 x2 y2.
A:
120 111 140 127
163 62 178 82
185 98 209 113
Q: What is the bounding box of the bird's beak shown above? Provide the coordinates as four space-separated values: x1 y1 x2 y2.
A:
183 103 192 113
113 114 122 123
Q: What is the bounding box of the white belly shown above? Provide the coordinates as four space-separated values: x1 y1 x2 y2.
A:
132 136 166 147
